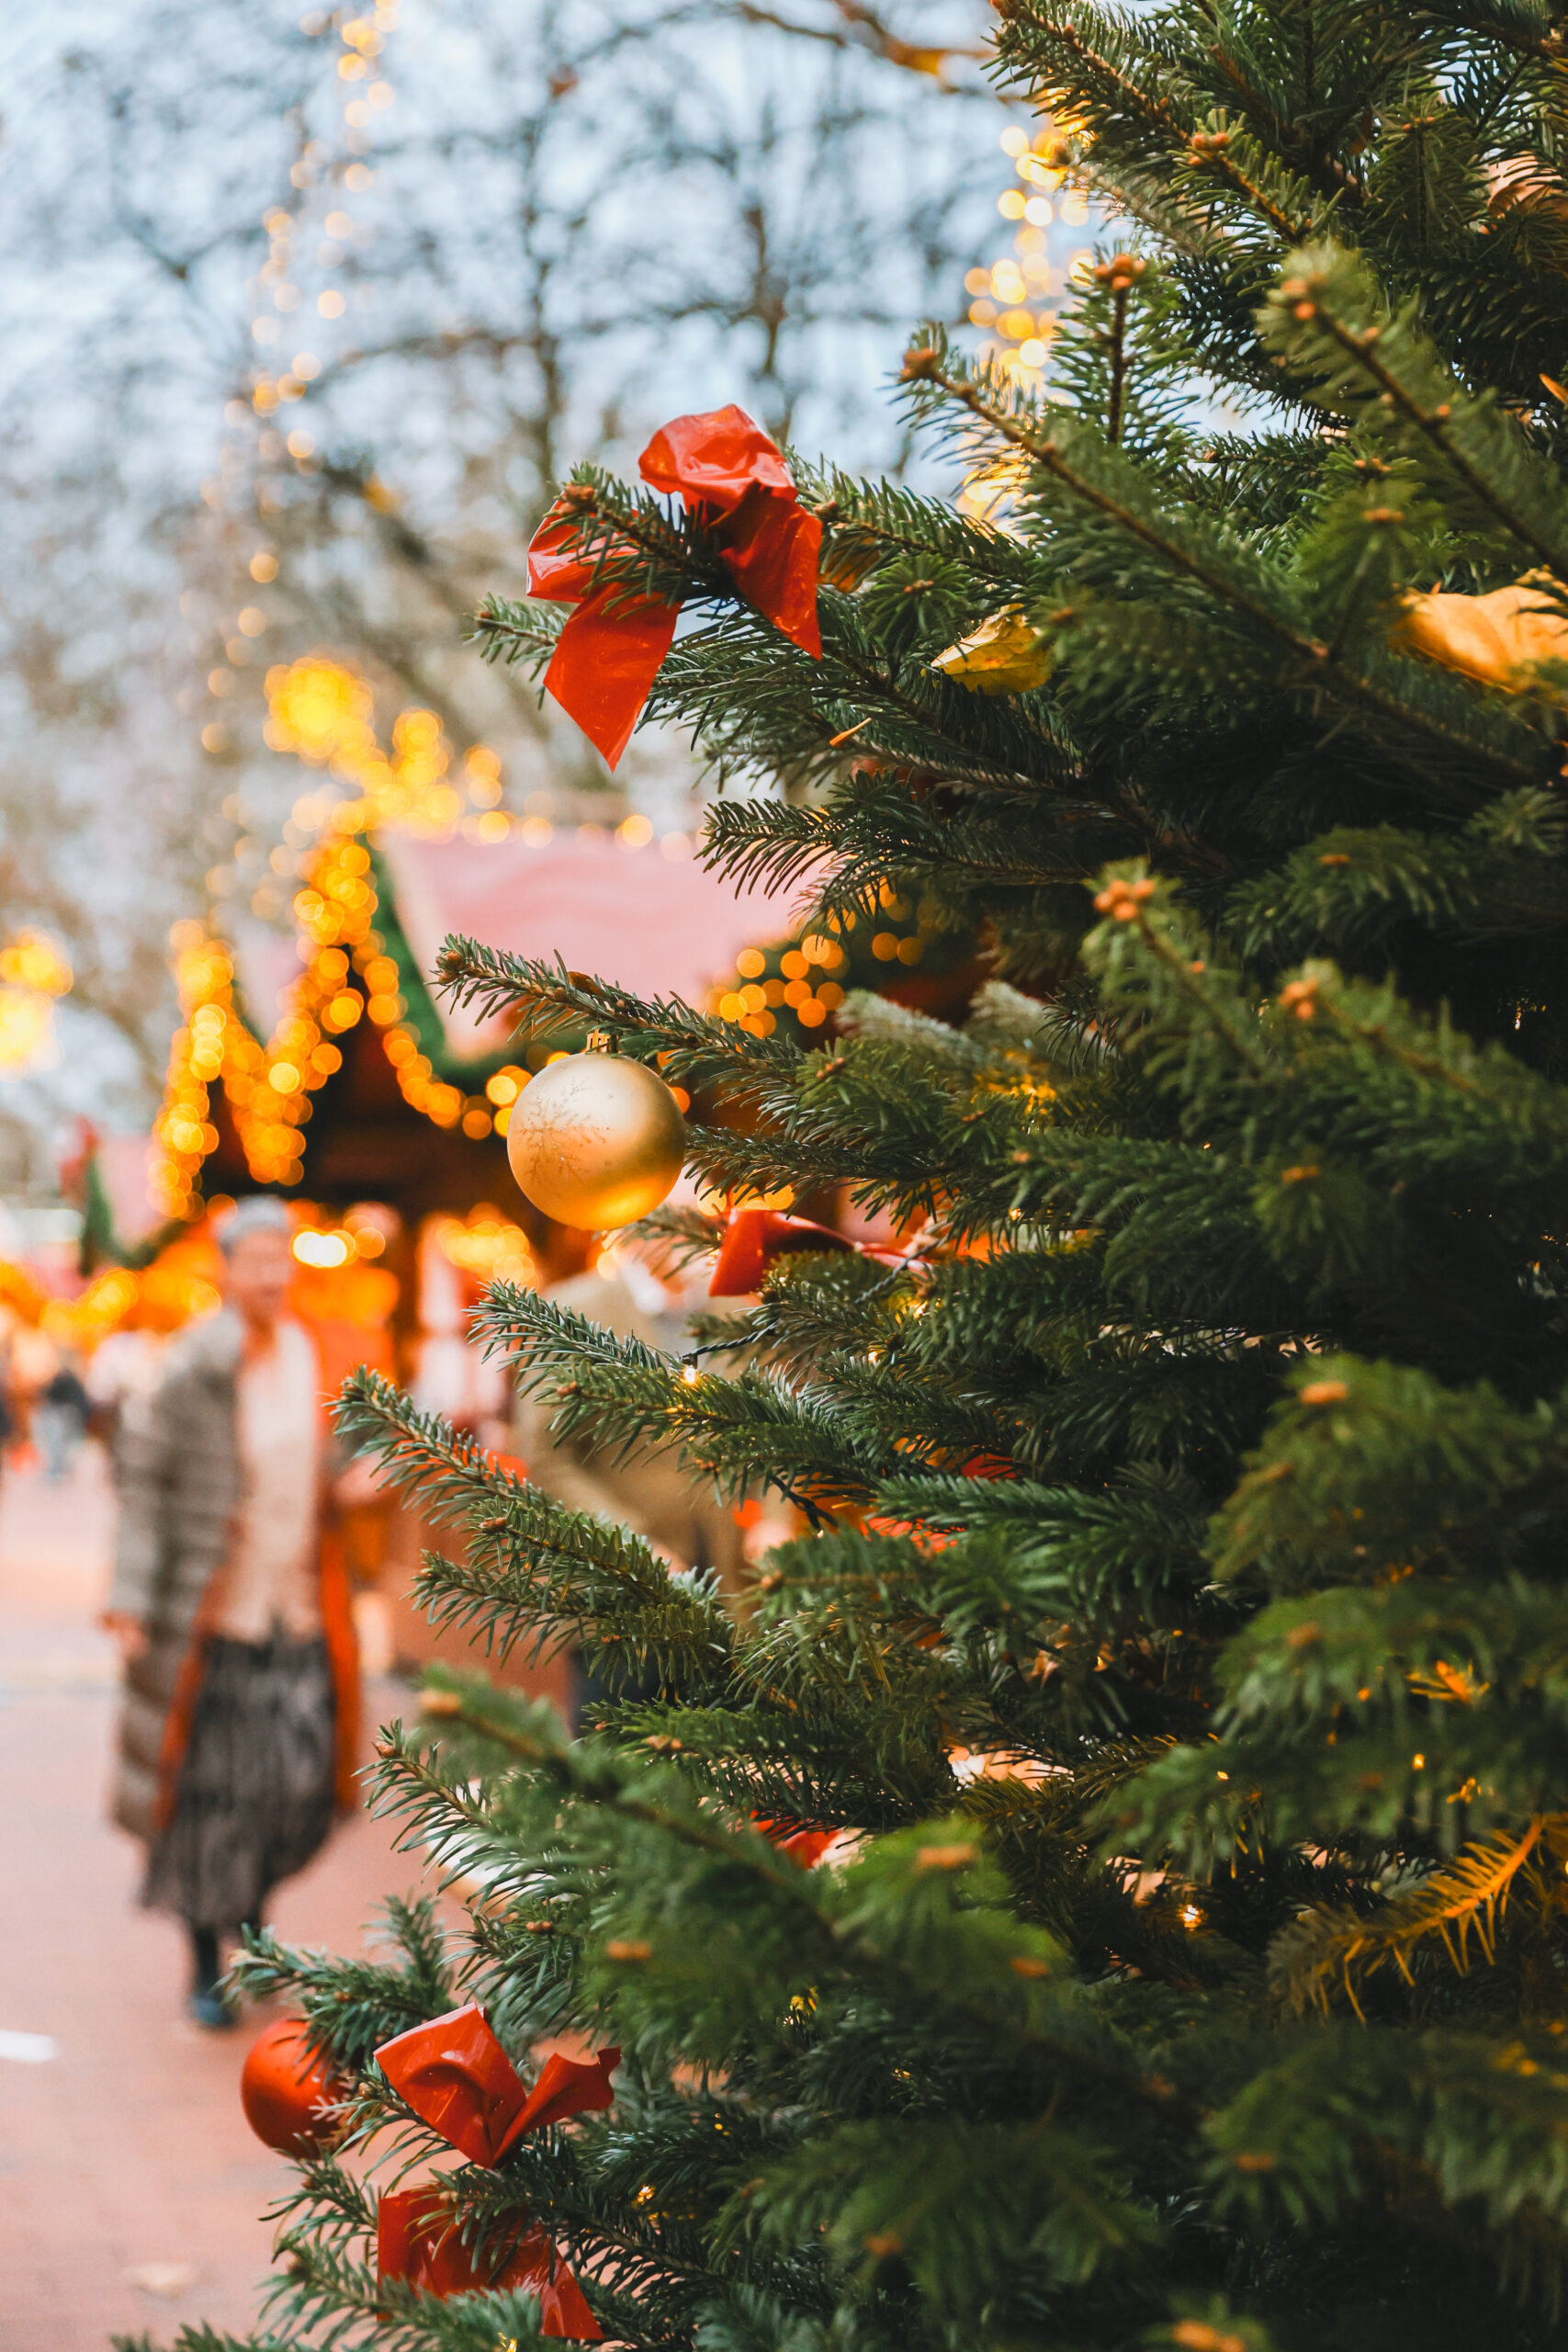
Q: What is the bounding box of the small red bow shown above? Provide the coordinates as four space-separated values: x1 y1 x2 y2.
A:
752 1814 835 1868
708 1208 911 1297
527 405 822 769
376 2003 619 2168
378 2188 603 2336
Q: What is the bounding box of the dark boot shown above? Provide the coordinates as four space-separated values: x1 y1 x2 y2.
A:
186 1925 235 2031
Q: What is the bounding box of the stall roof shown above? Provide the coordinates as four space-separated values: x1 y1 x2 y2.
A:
377 824 801 1061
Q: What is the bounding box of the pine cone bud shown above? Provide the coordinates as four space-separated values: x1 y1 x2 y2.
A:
899 344 941 383
560 481 597 511
915 1842 976 1871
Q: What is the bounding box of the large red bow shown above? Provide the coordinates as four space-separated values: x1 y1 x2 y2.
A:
376 2003 619 2168
378 2188 603 2336
527 405 822 769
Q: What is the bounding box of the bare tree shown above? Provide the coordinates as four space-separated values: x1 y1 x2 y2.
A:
0 0 996 1136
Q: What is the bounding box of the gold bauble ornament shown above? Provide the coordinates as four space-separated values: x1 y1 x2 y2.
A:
1392 569 1568 692
505 1050 686 1229
931 605 1051 695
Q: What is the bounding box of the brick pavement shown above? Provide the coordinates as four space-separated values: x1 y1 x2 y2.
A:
0 1451 444 2349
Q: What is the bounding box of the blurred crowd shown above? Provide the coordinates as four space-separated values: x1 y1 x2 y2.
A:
0 1325 160 1487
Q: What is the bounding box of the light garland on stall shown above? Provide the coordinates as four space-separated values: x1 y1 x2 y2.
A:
706 927 849 1038
152 657 537 1211
434 1210 536 1285
704 876 940 1042
0 1257 223 1352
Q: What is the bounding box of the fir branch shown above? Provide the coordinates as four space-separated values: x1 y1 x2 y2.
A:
430 944 804 1093
1269 1820 1548 2018
335 1366 736 1683
900 343 1538 786
1259 240 1568 575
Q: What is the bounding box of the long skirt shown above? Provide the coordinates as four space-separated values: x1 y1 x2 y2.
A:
141 1628 337 1934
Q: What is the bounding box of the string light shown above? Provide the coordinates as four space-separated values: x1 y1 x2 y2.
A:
954 113 1096 525
706 915 853 1037
703 888 940 1040
969 120 1081 398
0 1259 222 1354
0 929 73 1073
0 933 73 996
434 1210 536 1284
201 0 405 775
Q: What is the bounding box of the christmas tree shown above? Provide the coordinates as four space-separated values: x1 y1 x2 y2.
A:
170 3 1568 2346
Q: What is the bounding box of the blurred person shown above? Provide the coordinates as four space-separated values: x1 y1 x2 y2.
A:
83 1320 165 1462
101 1197 372 2029
510 1220 744 1723
32 1357 90 1482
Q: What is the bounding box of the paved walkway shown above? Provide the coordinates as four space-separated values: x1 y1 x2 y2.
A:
0 1451 441 2348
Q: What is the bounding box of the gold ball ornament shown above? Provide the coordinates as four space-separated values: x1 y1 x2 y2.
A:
506 1051 687 1229
931 605 1052 695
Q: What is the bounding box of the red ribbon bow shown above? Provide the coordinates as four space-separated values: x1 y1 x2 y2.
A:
374 2007 617 2330
527 405 822 769
378 2188 603 2336
708 1208 910 1297
376 2002 619 2168
752 1814 836 1869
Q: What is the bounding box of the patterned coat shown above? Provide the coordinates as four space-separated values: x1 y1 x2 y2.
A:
107 1310 359 1841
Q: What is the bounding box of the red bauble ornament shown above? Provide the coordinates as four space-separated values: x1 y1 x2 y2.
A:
241 2017 348 2154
